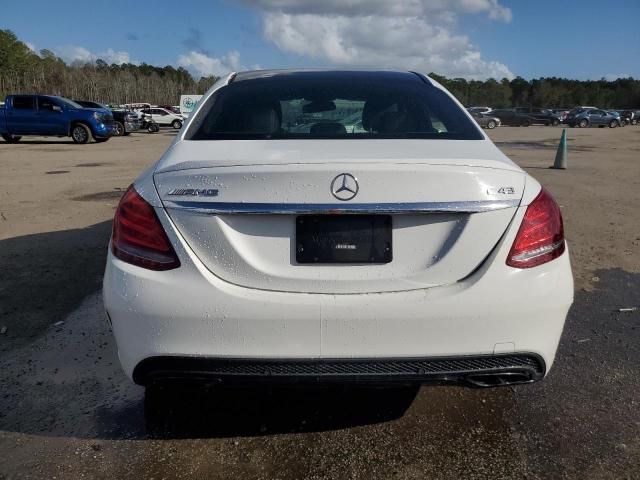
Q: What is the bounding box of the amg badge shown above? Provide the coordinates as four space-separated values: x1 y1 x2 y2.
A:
167 188 219 197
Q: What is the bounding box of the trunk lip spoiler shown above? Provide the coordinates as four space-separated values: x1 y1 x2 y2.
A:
162 199 520 215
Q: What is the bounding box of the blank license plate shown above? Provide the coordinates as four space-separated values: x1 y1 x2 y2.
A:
296 215 392 264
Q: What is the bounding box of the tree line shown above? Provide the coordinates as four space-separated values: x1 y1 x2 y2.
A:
430 74 640 109
2 29 639 108
0 30 218 105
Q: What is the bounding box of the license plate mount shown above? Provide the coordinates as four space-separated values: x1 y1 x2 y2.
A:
295 215 392 264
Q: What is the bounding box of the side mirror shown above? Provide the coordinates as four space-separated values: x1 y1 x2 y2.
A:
52 105 63 113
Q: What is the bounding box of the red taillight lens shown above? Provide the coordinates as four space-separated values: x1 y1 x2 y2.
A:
111 185 180 271
506 188 565 269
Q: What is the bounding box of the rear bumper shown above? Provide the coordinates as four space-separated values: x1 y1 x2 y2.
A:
104 205 574 385
132 353 545 387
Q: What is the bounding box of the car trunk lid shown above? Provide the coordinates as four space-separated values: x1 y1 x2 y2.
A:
154 139 524 294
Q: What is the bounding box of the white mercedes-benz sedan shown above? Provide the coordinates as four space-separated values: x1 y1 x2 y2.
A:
103 70 573 388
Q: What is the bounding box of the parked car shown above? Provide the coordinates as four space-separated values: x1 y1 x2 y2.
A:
564 107 588 121
112 109 142 136
515 107 561 126
138 113 160 133
140 107 184 129
616 110 635 125
74 100 141 136
124 102 152 111
104 69 572 391
467 106 493 114
121 104 160 133
607 111 624 127
469 111 500 129
73 100 108 111
551 109 570 122
1 94 115 144
566 108 620 128
488 109 535 126
157 104 182 115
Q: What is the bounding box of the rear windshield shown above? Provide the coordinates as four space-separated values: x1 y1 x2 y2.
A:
188 72 483 140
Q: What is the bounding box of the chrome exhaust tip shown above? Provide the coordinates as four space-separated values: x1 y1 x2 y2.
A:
465 370 536 388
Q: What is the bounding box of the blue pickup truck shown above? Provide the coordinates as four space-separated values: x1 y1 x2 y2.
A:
0 94 116 144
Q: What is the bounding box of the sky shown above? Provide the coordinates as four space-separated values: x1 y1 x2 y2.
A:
3 0 639 81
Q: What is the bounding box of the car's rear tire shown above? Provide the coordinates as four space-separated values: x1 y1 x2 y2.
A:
578 119 588 128
113 121 125 136
1 134 22 144
609 120 618 128
552 118 560 126
487 120 496 129
171 120 183 129
148 123 159 133
522 120 531 127
631 119 637 125
71 123 92 144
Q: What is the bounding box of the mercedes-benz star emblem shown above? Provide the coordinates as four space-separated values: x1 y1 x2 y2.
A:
331 173 359 201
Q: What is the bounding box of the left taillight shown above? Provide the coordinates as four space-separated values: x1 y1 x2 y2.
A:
506 188 565 269
111 185 180 271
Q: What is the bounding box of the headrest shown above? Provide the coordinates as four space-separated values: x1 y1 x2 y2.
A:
363 98 432 133
362 98 395 132
247 102 282 134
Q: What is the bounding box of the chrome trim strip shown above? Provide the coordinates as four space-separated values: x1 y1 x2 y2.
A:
163 199 519 214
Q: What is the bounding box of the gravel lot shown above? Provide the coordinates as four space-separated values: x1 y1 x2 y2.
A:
0 127 638 479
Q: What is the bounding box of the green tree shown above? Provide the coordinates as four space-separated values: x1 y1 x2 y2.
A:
2 29 639 108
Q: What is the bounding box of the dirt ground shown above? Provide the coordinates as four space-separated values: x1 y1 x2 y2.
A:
490 126 640 290
0 126 638 479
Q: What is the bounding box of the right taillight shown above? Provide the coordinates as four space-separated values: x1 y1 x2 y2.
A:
111 185 180 271
506 188 565 269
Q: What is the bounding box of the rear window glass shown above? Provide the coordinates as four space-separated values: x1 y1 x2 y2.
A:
188 73 483 140
12 96 35 109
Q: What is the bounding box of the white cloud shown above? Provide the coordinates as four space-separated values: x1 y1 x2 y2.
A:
54 45 137 65
177 50 247 77
243 0 514 79
25 41 37 53
100 48 134 65
55 45 94 63
246 0 511 21
604 73 631 81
